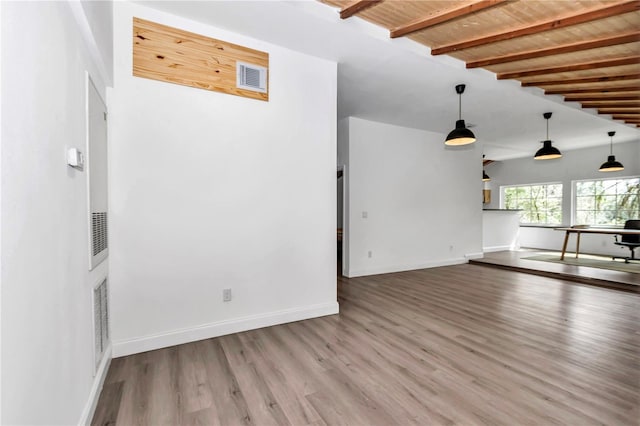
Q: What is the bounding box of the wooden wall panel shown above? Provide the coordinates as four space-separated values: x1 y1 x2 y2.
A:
133 18 269 101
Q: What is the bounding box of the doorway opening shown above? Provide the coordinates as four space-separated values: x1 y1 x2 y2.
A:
337 166 344 276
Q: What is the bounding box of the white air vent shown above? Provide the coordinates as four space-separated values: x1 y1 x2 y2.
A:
93 278 109 370
91 212 108 256
236 61 267 93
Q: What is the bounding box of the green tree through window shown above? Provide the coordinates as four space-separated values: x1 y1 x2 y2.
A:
575 177 639 226
502 183 563 225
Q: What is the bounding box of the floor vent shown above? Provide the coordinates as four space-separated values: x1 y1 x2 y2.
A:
92 212 108 256
93 278 109 370
237 62 267 93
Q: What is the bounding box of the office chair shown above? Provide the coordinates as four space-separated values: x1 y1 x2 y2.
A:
613 219 640 263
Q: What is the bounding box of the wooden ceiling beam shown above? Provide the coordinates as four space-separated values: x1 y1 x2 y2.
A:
497 56 640 80
582 101 640 108
340 0 384 19
467 32 640 68
597 108 640 115
564 95 640 102
390 0 508 39
431 1 640 55
611 114 640 119
521 74 640 87
545 85 640 95
599 106 640 110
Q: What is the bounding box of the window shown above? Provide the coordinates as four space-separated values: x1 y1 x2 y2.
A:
502 183 563 225
574 177 639 226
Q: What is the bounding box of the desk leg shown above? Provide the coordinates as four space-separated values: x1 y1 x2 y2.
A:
561 231 570 260
575 232 581 258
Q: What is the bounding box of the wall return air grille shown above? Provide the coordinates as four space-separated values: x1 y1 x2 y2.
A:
237 62 267 93
93 278 109 370
91 212 108 256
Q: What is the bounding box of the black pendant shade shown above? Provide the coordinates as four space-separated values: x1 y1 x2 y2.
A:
482 170 491 181
445 85 476 146
599 131 624 172
447 120 476 145
535 140 562 160
534 112 562 160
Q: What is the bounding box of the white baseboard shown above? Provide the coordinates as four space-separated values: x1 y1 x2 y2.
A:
346 257 468 278
113 301 339 357
464 252 484 259
78 345 112 426
482 245 513 253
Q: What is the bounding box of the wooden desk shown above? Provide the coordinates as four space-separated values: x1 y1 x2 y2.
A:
555 227 640 260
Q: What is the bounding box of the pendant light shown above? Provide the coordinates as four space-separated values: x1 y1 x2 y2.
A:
599 131 624 172
445 84 476 146
534 112 562 160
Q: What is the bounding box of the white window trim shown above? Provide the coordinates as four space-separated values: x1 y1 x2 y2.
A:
500 182 564 226
571 175 640 228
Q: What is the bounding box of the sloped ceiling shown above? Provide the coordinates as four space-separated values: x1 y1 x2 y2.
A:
321 0 640 127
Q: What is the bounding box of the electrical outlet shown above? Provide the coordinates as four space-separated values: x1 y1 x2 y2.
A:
223 288 232 302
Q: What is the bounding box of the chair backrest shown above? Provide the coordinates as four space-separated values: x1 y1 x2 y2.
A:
621 220 640 244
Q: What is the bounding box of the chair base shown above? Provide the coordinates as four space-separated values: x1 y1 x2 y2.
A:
612 252 638 264
612 257 639 264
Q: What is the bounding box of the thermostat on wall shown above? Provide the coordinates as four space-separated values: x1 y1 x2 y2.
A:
67 148 84 170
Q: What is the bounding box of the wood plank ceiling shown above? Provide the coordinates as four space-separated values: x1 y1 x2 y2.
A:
320 0 640 127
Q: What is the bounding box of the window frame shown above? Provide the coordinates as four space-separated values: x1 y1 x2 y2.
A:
500 181 564 226
572 175 640 228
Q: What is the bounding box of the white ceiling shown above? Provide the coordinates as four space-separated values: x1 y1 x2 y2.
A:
138 0 640 161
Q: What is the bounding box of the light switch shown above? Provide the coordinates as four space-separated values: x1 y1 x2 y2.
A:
362 211 368 219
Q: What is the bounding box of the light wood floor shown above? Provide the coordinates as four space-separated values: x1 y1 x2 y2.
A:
471 249 640 291
93 264 639 425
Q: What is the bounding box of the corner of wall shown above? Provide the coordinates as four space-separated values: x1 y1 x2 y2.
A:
77 347 112 426
67 0 113 86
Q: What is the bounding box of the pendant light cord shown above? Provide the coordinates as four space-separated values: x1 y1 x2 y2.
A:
458 93 462 120
610 135 613 155
546 117 549 140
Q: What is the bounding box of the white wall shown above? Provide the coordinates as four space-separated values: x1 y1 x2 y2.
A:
485 141 640 255
482 210 520 252
342 117 483 277
1 2 111 424
69 0 114 85
109 2 338 356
